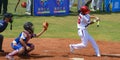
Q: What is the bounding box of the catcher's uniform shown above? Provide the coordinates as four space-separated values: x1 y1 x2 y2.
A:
11 31 35 50
69 0 74 9
70 13 101 57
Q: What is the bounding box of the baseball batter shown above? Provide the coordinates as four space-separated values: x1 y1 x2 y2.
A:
6 22 48 60
69 6 101 57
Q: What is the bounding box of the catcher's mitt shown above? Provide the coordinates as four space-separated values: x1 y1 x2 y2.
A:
43 21 49 30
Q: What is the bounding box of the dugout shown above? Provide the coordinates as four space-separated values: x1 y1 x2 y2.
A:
33 0 69 16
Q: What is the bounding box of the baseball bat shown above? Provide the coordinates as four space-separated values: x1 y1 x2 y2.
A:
97 21 100 27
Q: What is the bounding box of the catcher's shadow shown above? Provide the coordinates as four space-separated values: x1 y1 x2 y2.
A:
19 54 54 59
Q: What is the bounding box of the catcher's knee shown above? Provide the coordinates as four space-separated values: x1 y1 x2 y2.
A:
18 47 25 54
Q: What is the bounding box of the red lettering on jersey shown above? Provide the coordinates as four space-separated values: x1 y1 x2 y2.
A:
78 16 81 24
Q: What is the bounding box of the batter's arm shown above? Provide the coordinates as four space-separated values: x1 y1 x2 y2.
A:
87 15 100 26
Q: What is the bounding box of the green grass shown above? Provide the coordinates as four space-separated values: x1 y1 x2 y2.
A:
0 0 120 42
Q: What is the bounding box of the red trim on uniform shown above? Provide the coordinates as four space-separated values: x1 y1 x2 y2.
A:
78 16 81 24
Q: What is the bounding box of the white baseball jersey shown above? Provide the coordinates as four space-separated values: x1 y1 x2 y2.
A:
70 13 101 56
77 13 90 29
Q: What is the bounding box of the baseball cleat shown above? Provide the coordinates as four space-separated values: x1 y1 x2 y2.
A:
96 54 101 57
5 55 14 60
25 12 31 15
69 44 74 53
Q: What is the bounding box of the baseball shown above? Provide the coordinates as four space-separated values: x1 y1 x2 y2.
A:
21 2 26 8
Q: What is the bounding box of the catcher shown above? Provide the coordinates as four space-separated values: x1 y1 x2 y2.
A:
6 21 48 60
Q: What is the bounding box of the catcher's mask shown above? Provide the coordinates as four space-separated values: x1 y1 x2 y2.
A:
3 13 13 30
24 22 34 34
80 6 90 15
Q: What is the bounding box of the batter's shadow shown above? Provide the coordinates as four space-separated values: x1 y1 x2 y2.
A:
19 54 54 59
70 53 96 57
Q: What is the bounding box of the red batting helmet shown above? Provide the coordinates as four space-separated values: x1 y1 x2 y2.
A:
21 2 26 8
80 6 90 14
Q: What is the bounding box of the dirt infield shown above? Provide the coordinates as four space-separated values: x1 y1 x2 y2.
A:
0 38 120 60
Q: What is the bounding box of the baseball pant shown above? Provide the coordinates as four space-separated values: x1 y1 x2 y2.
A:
91 0 103 11
71 29 100 56
0 0 8 14
91 0 97 10
85 0 92 7
0 34 4 50
77 0 86 10
26 0 31 13
0 0 1 14
97 0 103 11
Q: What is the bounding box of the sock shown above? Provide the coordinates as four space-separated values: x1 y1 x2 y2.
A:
8 50 18 56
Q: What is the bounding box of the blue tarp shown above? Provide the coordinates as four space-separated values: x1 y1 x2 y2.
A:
33 0 69 16
111 0 120 12
104 0 120 12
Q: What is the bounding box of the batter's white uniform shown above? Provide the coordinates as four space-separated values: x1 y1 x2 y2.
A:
70 13 101 56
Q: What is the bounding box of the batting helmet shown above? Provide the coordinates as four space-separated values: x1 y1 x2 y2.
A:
24 22 34 33
21 2 26 8
80 6 90 15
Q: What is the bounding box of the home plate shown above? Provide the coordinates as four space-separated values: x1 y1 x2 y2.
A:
70 58 84 60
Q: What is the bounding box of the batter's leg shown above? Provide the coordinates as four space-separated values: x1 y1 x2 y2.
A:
71 29 89 50
88 34 101 57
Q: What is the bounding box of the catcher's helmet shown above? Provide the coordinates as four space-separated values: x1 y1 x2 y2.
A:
24 22 34 33
80 6 90 14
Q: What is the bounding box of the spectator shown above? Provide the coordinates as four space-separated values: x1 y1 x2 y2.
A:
0 0 8 15
77 0 86 12
25 0 32 15
0 13 13 52
69 0 74 13
6 22 48 60
91 0 97 11
97 0 103 11
85 0 92 7
91 0 103 11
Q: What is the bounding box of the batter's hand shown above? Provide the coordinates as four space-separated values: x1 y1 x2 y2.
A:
43 21 49 30
95 17 100 22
